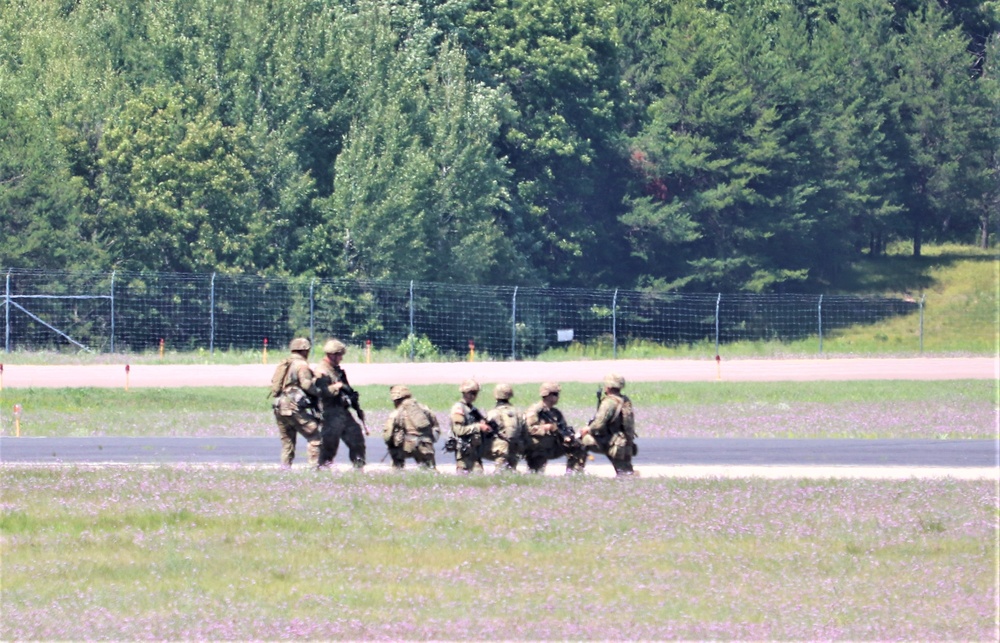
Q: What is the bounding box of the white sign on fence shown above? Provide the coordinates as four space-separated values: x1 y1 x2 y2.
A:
556 329 574 342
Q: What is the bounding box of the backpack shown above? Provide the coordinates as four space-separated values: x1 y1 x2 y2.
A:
269 358 294 398
402 399 436 435
616 397 636 441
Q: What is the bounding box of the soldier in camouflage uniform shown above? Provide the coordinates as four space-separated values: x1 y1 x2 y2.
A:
580 373 638 476
483 383 527 472
447 379 492 473
314 339 368 470
383 385 440 469
523 382 587 474
271 337 323 468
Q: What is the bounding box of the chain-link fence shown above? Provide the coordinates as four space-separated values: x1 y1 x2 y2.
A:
2 268 990 358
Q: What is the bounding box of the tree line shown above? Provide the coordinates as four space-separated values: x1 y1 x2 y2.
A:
1 0 996 292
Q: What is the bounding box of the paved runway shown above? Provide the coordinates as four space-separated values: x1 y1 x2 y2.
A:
3 436 995 479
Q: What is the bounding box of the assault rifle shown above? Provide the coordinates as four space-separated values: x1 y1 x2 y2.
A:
538 406 580 447
588 385 603 424
340 383 369 435
444 407 498 455
469 407 500 434
317 375 369 435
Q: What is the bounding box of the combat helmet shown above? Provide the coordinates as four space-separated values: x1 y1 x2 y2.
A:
389 385 412 401
323 339 347 355
289 337 311 352
493 383 514 400
603 372 625 390
460 379 481 394
539 382 561 397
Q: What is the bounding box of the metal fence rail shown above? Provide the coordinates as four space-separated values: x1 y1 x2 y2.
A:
0 268 966 358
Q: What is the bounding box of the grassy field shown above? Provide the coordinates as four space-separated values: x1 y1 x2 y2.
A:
1 243 996 640
0 379 995 439
1 468 995 640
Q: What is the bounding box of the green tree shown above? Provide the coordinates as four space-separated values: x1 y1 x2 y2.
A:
890 3 993 255
460 0 630 285
622 1 810 292
312 4 519 284
94 84 261 272
0 98 93 269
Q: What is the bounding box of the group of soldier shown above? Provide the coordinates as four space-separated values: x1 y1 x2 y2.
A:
270 338 638 477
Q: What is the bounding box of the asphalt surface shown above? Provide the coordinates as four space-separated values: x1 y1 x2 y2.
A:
2 436 996 478
2 357 995 478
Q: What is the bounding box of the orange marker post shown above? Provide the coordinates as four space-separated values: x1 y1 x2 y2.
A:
125 364 131 391
468 340 475 362
159 338 165 359
262 338 269 365
365 340 372 364
13 403 22 437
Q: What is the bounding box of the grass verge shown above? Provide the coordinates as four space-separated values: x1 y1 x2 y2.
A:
1 468 995 640
0 380 994 439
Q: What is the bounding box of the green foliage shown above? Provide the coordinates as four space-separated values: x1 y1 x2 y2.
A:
0 0 995 295
395 333 440 361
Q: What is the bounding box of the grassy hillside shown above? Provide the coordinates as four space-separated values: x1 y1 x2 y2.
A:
537 243 997 359
820 243 998 354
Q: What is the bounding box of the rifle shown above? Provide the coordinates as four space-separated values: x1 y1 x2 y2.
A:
588 385 603 424
539 406 579 447
446 406 497 456
340 383 369 435
468 407 500 434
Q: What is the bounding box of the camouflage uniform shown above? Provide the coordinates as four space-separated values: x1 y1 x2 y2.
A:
581 373 637 476
271 338 322 467
523 382 587 474
383 385 439 469
314 339 367 469
483 383 527 472
448 380 489 473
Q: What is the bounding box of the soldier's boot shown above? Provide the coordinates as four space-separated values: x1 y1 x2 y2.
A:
525 453 547 474
347 441 366 469
613 459 634 476
306 439 322 468
565 449 587 474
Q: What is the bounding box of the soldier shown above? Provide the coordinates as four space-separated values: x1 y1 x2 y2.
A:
447 379 492 473
314 339 368 470
483 383 527 472
523 382 587 474
269 337 323 468
383 385 439 470
580 373 638 476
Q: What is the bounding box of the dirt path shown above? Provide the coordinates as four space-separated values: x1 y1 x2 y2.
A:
1 357 995 388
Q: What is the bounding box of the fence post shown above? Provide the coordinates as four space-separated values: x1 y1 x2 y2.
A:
511 286 518 361
818 294 823 354
409 280 415 362
714 293 721 357
919 294 925 354
612 288 619 359
110 271 116 353
309 278 316 348
4 270 9 353
209 272 216 355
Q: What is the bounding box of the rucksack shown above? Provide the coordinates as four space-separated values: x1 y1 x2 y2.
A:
402 399 435 435
269 357 294 398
